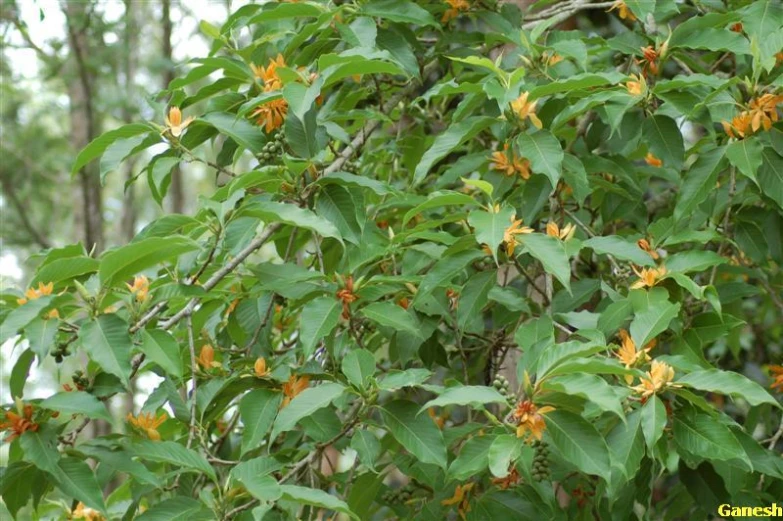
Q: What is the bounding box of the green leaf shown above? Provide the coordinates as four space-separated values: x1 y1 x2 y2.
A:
200 112 265 154
244 201 342 242
519 233 572 291
516 130 563 189
468 206 515 262
607 409 644 481
678 369 780 408
543 374 625 419
10 349 35 398
404 191 478 226
316 185 362 244
413 116 494 185
380 400 447 468
630 301 680 348
361 0 439 26
20 428 61 473
529 72 622 99
279 485 358 520
351 430 381 470
240 389 282 456
457 270 496 330
135 497 213 521
448 435 493 480
78 314 133 388
640 395 667 452
40 391 112 422
643 115 684 172
583 236 655 266
235 473 282 502
672 410 748 465
758 147 783 211
361 302 420 335
488 434 523 478
422 385 507 409
726 137 763 184
414 249 484 303
100 134 156 183
598 300 633 336
246 2 324 24
299 296 342 357
25 318 58 363
71 123 154 175
138 330 183 379
675 147 726 221
544 410 611 481
378 368 431 390
0 296 54 345
664 251 726 273
671 28 751 54
100 236 200 286
271 383 345 439
50 457 107 515
341 349 376 389
285 102 327 158
30 256 99 287
624 0 655 21
131 440 217 482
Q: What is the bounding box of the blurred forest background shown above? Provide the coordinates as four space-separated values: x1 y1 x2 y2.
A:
0 0 249 422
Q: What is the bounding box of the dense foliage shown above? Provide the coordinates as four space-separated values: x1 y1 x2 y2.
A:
3 0 783 519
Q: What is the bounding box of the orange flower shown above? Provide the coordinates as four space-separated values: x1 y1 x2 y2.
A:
336 276 358 319
722 112 754 139
608 0 636 21
503 218 534 256
645 152 662 167
251 98 288 133
0 404 38 442
282 374 310 407
615 329 656 384
510 92 543 129
163 107 194 138
72 502 105 521
546 221 575 241
730 22 743 33
544 52 563 67
512 400 554 442
17 281 53 305
630 265 667 289
428 407 446 429
442 0 469 23
127 411 167 441
625 74 645 96
126 275 150 302
637 238 659 260
442 482 474 520
197 345 221 370
490 143 531 179
770 365 783 393
748 93 783 133
250 54 286 92
491 466 521 490
632 360 678 399
254 357 270 377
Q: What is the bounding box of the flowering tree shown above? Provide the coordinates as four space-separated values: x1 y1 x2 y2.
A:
3 0 783 519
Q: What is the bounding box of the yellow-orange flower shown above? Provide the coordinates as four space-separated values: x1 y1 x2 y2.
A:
630 265 667 289
722 112 754 139
608 0 636 21
126 275 150 302
428 407 447 429
512 400 554 442
546 221 575 241
72 502 105 521
747 93 783 133
250 54 286 92
490 144 531 179
127 411 167 441
503 218 534 256
510 92 543 129
254 357 270 377
282 374 310 407
770 365 783 393
441 482 474 520
637 238 659 260
632 360 678 399
615 329 656 384
197 344 222 370
645 152 662 167
251 98 288 133
442 0 469 23
625 73 646 96
17 281 53 305
0 404 38 442
544 52 563 67
164 107 194 138
638 46 660 76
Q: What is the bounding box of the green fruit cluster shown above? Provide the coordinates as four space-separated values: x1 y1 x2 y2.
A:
531 440 551 482
382 483 415 504
51 343 71 364
492 374 517 405
342 159 360 174
259 130 285 163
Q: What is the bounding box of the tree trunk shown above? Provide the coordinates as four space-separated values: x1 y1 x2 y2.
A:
64 1 104 254
162 0 185 214
120 0 139 242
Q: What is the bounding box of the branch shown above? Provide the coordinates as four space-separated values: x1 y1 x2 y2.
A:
522 0 616 29
0 174 51 249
